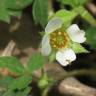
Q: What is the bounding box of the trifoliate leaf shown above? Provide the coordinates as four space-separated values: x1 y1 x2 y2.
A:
86 27 96 49
9 75 32 90
0 57 24 75
57 0 88 7
8 9 22 18
0 0 10 23
6 0 33 10
27 52 45 73
77 0 88 5
2 90 15 96
54 9 77 27
70 42 89 53
0 76 14 88
3 87 31 96
32 0 48 27
15 87 31 96
57 0 76 7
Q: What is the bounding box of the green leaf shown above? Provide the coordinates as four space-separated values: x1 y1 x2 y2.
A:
54 9 77 27
0 0 10 23
70 42 89 53
86 27 96 49
77 0 88 5
32 0 48 27
27 52 45 73
15 87 31 96
6 0 33 10
2 90 15 96
0 57 24 75
0 92 4 96
0 76 14 88
57 0 76 7
77 6 96 26
3 87 31 96
57 0 88 7
9 75 32 90
8 9 22 18
0 0 30 23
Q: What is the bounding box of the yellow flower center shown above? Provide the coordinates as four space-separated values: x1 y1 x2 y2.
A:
50 29 70 50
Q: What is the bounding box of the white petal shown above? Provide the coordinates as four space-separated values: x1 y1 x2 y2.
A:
62 49 76 61
67 24 86 43
66 24 80 35
56 48 76 66
70 30 86 43
41 35 51 56
45 17 63 34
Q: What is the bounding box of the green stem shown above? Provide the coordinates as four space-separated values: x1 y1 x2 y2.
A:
41 69 96 96
48 0 54 18
42 86 50 96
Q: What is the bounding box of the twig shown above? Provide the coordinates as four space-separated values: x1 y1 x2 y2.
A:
44 63 96 96
59 77 96 96
1 40 16 56
86 2 96 17
9 21 20 32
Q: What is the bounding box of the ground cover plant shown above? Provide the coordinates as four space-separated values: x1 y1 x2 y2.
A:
0 0 96 96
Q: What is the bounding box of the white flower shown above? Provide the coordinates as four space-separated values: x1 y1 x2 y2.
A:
41 17 86 66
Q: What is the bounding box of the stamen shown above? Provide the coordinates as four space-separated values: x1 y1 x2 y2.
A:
50 29 70 49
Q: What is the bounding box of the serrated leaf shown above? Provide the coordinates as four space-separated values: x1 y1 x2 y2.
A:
86 27 96 49
77 0 88 5
27 53 45 73
0 57 24 75
6 0 33 10
2 90 15 96
57 0 75 7
77 6 96 26
54 9 77 27
70 42 89 53
15 87 31 96
0 0 10 23
9 75 32 90
8 9 22 18
57 0 88 7
3 87 31 96
0 76 14 88
32 0 48 27
0 8 10 23
0 92 4 96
